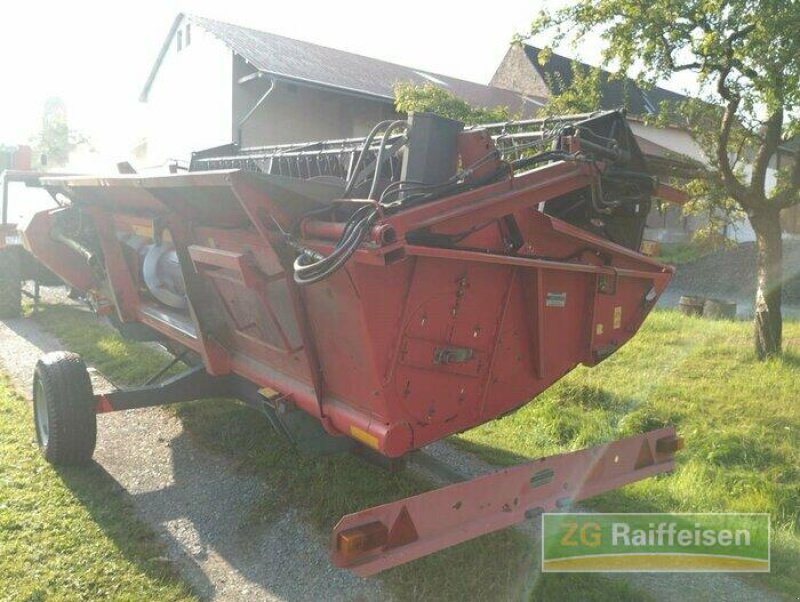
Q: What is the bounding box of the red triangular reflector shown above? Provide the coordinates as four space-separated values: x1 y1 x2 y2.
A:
634 440 655 469
387 506 419 549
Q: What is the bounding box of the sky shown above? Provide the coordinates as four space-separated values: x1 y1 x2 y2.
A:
0 0 698 161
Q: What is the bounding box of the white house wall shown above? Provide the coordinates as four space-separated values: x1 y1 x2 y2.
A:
232 56 399 146
628 122 706 163
142 17 233 166
629 122 795 242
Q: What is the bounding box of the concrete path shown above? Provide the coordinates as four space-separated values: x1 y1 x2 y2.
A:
0 304 386 602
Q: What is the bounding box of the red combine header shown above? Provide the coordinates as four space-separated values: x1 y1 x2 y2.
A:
13 110 684 574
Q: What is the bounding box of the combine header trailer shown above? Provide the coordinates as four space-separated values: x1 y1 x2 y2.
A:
18 111 684 574
1 166 67 318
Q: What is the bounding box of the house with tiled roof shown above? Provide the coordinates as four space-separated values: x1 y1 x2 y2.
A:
137 14 543 166
136 15 797 240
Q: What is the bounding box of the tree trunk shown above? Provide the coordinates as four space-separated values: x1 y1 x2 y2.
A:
750 208 783 359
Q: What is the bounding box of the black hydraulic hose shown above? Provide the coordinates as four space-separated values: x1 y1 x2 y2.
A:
297 225 369 283
367 120 408 200
292 142 536 286
292 206 376 285
343 120 394 197
293 220 371 285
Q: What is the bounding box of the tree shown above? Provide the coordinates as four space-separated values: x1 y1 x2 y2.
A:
540 60 605 116
543 61 741 249
394 82 512 124
530 0 800 358
31 97 87 168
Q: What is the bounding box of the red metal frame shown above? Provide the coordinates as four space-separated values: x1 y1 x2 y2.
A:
25 132 683 572
333 427 682 575
29 162 675 456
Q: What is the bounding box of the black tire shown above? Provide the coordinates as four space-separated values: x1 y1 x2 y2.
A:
33 352 97 465
0 247 22 319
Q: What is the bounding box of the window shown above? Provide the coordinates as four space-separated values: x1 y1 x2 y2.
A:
185 24 191 47
177 30 183 52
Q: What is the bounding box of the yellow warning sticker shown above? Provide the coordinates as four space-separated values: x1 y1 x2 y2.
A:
613 306 623 329
350 425 380 449
131 223 155 239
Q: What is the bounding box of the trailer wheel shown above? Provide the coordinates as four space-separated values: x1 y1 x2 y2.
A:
33 352 97 465
0 247 22 319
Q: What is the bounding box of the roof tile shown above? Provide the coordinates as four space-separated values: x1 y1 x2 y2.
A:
185 14 544 117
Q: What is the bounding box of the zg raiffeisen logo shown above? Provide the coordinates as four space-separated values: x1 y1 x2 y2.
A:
541 513 770 572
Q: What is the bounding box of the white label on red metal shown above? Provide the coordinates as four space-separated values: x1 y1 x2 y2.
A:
546 292 567 307
613 306 623 329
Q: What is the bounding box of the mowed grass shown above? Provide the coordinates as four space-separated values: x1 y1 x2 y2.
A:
656 242 710 265
452 310 800 598
32 302 649 601
0 376 194 602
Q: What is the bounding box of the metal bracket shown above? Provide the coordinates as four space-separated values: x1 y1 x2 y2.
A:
597 270 619 295
95 365 232 413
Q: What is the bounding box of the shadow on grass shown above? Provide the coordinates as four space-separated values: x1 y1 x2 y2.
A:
174 399 653 601
29 304 539 600
54 458 203 597
449 382 680 470
448 435 532 467
29 302 661 601
174 398 537 601
775 349 800 368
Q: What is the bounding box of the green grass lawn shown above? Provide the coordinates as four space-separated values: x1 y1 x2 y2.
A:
656 242 710 265
0 377 194 602
452 310 800 598
30 303 647 601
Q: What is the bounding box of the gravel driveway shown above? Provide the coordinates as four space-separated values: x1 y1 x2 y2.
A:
0 299 386 602
0 290 781 602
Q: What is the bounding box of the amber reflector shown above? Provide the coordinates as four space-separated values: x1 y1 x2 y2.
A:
656 435 685 454
336 521 388 558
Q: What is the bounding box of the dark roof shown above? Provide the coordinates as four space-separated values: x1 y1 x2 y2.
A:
783 137 800 152
141 14 545 117
522 45 688 117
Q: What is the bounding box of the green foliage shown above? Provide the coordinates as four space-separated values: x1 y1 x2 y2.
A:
31 96 87 168
530 0 800 358
539 58 647 117
529 0 800 210
539 58 745 244
541 61 604 115
649 97 748 243
453 309 800 598
394 82 512 124
655 242 708 265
